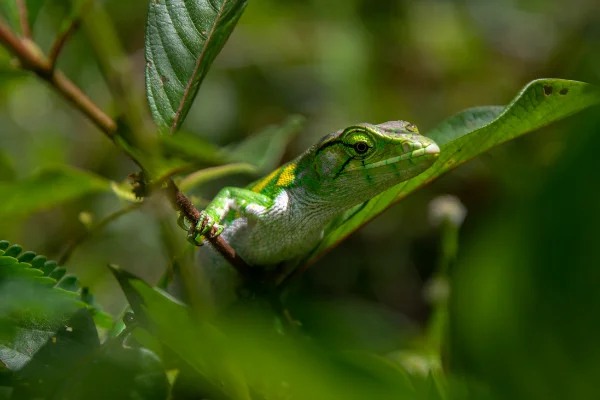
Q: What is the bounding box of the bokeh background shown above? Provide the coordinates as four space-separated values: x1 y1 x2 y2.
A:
1 0 600 398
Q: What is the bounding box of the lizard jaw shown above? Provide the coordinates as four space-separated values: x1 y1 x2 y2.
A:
361 142 440 171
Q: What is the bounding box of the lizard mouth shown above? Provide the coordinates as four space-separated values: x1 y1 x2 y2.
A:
361 142 440 170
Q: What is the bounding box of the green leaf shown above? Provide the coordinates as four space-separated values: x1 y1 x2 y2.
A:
160 115 305 188
226 115 306 173
179 162 257 192
145 0 248 133
0 165 111 220
308 79 600 263
109 265 252 400
0 240 113 372
8 308 169 400
159 130 227 164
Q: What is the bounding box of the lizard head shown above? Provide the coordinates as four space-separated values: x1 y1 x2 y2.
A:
308 120 440 204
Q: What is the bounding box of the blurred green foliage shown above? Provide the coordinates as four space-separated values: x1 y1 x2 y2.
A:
1 0 600 399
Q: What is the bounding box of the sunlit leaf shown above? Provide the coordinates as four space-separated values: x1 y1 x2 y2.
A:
161 116 305 188
179 162 257 192
308 79 600 264
0 165 111 220
145 0 248 133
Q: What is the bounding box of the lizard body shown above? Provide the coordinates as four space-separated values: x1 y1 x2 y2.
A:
191 121 440 306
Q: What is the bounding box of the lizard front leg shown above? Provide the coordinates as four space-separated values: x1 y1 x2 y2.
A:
186 187 273 246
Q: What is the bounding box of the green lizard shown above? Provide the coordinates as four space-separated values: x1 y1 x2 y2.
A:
185 121 440 307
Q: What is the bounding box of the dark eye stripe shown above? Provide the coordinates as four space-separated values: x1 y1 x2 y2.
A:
333 157 354 179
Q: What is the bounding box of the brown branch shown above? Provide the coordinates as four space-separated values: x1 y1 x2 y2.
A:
165 180 251 278
48 18 82 72
0 18 117 137
0 17 251 279
17 0 31 38
48 0 95 71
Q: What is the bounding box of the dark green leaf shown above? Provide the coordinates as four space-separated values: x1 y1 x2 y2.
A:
0 240 113 373
10 307 168 400
109 264 251 400
41 260 57 276
0 281 86 371
145 0 248 133
309 79 600 263
3 245 22 259
16 251 36 264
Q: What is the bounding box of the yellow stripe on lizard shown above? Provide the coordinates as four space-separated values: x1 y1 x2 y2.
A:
251 167 281 193
276 163 297 187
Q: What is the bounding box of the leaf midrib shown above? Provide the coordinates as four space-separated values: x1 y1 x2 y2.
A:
170 0 229 134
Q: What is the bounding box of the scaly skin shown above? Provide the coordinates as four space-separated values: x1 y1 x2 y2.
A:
191 121 440 307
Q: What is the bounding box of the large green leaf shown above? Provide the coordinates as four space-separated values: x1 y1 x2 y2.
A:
109 265 251 400
7 308 168 400
308 79 600 264
0 165 111 220
0 240 113 373
145 0 248 133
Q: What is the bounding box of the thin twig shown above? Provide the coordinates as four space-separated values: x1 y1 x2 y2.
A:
16 0 31 39
164 180 252 278
48 18 81 72
48 0 94 71
59 203 142 265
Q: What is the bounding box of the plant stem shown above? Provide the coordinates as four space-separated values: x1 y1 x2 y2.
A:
48 13 86 72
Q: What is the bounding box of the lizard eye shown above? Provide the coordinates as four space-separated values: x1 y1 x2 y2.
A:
354 142 369 154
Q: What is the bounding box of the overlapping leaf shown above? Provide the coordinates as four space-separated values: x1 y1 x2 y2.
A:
145 0 248 133
0 240 113 372
109 265 251 400
309 79 600 263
